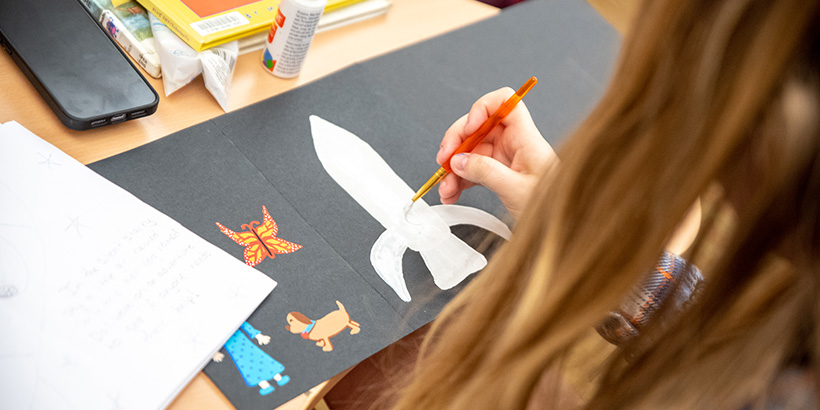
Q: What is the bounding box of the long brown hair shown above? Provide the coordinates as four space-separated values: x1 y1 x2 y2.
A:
393 0 820 408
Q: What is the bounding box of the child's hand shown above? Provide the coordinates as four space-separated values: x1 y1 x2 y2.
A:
212 351 225 362
255 333 271 345
437 87 556 219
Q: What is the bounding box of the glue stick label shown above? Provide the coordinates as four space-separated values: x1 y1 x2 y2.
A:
262 0 327 78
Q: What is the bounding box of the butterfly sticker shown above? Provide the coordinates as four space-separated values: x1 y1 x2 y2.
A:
216 206 302 267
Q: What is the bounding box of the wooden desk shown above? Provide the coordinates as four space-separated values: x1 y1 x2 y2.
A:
0 0 500 165
0 1 637 409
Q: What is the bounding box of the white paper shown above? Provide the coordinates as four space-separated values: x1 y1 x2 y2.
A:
310 116 511 302
149 13 237 112
0 122 276 410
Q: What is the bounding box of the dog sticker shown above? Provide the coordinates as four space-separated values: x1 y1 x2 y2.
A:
286 300 361 352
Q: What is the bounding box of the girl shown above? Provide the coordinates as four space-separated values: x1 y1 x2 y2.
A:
393 0 820 408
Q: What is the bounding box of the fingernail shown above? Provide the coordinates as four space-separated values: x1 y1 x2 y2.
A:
451 153 469 171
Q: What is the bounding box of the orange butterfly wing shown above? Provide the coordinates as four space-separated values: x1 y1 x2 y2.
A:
216 221 269 267
263 236 302 255
215 222 257 246
257 205 279 238
257 205 301 256
242 242 270 267
215 206 301 266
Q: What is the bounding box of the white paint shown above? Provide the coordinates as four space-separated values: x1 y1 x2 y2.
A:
370 230 411 301
430 204 512 240
310 116 511 302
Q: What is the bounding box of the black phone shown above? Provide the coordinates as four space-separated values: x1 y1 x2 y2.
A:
0 0 159 130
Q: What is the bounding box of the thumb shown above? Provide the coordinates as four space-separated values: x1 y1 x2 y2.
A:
450 153 519 195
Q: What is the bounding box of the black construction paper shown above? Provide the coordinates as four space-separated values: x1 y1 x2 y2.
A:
89 0 619 408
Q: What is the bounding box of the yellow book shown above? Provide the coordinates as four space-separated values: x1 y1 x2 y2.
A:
137 0 361 51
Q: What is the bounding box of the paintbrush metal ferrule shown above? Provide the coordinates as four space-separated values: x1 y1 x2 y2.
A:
412 167 448 202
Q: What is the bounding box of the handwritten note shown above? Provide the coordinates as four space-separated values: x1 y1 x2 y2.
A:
0 121 276 410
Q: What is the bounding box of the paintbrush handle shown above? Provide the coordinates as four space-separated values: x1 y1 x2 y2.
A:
441 76 537 172
411 77 537 203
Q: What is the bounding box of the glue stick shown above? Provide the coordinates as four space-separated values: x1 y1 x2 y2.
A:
262 0 327 78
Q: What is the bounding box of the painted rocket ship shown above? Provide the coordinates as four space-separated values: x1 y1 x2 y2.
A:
309 115 511 302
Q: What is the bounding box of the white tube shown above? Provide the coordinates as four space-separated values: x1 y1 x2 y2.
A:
262 0 327 78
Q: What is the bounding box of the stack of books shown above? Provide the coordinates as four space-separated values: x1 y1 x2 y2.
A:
137 0 392 52
240 0 393 54
80 0 393 78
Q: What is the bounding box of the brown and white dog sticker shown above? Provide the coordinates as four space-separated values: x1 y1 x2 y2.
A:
285 300 360 352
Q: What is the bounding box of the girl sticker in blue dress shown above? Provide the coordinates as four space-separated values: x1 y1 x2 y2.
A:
212 321 290 396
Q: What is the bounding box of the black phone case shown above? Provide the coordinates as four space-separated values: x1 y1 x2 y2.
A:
0 0 159 130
